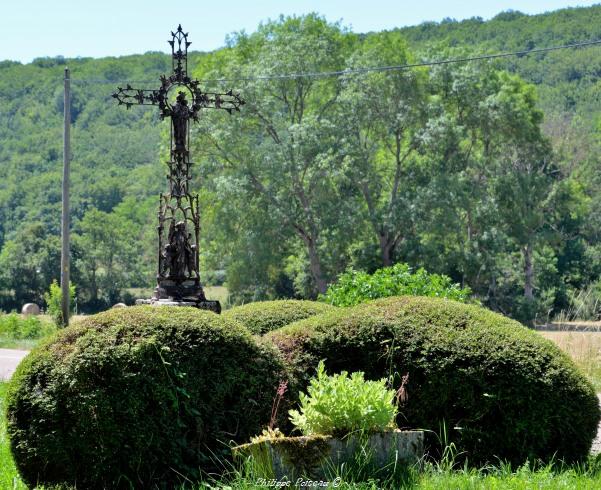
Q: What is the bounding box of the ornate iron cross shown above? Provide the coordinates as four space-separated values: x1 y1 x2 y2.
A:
113 25 244 313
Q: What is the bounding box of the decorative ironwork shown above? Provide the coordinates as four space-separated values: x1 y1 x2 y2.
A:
113 25 244 313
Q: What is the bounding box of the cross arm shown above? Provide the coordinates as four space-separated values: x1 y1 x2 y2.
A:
197 89 245 114
112 84 162 109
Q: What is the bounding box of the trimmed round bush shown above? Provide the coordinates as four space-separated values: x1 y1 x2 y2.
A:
266 296 600 466
223 299 336 335
7 306 288 489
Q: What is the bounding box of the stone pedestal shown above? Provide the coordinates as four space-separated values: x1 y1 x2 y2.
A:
135 278 221 313
232 429 424 481
135 297 221 313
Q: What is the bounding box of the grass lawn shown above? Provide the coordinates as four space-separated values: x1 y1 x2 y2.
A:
0 383 26 489
0 313 58 350
414 467 601 489
0 338 44 351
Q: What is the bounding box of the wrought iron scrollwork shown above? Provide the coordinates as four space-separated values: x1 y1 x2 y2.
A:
113 26 244 311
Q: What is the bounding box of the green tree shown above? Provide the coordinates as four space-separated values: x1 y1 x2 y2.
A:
487 73 558 318
44 279 76 326
414 63 558 322
195 14 357 295
0 223 61 308
339 32 428 266
73 208 144 309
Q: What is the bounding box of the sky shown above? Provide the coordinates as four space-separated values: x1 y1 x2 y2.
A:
0 0 599 63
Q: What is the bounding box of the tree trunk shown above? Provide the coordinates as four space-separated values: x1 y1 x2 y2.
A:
90 267 98 303
488 274 497 308
308 241 327 295
300 233 327 295
523 243 534 300
379 233 393 267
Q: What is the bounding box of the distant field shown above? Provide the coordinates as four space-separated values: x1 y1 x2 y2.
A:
541 321 601 330
541 331 601 390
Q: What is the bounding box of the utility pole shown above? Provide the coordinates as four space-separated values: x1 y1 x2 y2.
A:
61 67 71 326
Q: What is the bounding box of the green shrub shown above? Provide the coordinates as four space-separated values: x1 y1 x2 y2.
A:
43 279 76 326
289 361 397 436
266 296 600 466
321 263 471 307
223 299 336 335
6 306 288 488
0 313 56 340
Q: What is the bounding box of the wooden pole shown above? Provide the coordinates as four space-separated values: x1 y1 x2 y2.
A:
61 67 71 326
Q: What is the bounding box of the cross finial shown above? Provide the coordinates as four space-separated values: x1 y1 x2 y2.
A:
168 24 191 79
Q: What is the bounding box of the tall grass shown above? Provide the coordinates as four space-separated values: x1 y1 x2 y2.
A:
202 453 601 489
553 284 601 324
541 331 601 391
418 461 601 490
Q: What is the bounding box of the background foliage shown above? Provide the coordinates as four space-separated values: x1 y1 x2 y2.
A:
321 263 472 307
0 6 600 323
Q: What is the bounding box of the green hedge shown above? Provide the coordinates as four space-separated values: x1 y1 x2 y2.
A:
223 300 336 335
6 306 288 488
266 296 600 466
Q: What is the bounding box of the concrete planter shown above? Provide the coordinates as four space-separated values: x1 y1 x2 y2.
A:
233 429 423 481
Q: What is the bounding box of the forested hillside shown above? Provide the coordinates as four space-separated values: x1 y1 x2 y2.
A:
0 53 172 310
0 5 600 322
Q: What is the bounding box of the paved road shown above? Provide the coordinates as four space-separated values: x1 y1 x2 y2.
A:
0 349 29 381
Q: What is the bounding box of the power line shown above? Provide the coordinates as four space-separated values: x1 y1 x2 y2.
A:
71 79 156 86
201 38 601 82
72 38 601 86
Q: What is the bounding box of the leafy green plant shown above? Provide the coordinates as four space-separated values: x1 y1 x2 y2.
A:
0 313 55 340
43 280 76 327
289 361 397 436
321 263 471 307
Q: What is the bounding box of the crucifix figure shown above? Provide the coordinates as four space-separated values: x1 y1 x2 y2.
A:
113 25 244 313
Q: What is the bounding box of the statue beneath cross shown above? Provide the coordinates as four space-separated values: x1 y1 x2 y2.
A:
113 25 244 312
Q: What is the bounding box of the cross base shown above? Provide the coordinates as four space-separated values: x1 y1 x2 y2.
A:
134 278 221 314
